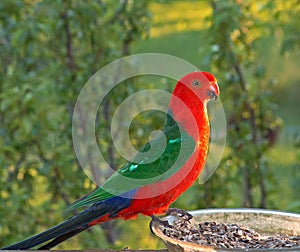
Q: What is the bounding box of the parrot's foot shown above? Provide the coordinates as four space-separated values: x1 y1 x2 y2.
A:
166 208 193 221
150 214 171 228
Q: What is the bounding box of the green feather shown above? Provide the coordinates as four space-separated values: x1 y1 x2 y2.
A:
67 113 196 211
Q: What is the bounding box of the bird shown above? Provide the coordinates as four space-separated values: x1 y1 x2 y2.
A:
2 71 219 250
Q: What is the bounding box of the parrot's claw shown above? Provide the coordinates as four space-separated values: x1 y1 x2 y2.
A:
166 208 193 221
150 215 172 228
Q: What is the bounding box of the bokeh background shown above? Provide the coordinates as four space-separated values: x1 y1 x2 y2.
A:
0 0 299 249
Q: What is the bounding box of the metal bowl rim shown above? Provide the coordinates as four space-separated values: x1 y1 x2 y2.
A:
187 208 300 218
151 208 300 251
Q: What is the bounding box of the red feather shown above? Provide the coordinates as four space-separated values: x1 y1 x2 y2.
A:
115 72 217 219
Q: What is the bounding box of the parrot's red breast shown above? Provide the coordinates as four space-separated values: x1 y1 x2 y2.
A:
114 71 219 219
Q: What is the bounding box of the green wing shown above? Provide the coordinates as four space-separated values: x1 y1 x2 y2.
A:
68 114 196 211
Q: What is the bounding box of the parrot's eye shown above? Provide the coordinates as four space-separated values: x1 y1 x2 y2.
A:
192 80 201 87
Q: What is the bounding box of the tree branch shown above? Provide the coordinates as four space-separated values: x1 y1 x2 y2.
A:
61 10 76 71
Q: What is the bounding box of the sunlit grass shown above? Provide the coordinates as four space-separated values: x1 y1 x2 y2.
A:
149 1 211 38
134 30 207 69
269 144 298 166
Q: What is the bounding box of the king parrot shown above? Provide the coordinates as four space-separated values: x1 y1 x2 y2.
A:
2 71 219 250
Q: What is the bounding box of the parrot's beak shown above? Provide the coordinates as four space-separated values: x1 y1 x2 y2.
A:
209 81 219 100
208 90 218 100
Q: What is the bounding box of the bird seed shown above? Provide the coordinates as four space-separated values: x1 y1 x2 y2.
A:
161 212 300 249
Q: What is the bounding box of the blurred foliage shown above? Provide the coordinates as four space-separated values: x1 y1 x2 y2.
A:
272 0 300 54
202 0 284 208
182 0 299 211
1 0 300 250
285 134 300 212
0 0 151 249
